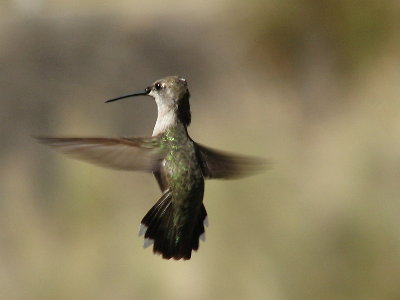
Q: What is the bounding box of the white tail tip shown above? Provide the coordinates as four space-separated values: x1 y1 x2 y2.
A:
143 238 154 248
138 223 148 236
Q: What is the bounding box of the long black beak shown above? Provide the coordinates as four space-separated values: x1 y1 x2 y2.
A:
105 88 150 103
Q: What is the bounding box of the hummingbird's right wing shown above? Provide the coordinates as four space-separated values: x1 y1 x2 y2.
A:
196 143 268 179
36 137 163 172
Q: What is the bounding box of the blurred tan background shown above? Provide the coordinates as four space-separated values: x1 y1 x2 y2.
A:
1 0 400 299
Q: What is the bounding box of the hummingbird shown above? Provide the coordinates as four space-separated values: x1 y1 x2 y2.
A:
37 76 265 260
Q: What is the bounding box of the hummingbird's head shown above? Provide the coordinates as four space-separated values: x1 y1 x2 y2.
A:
106 76 191 126
149 76 191 126
147 76 189 106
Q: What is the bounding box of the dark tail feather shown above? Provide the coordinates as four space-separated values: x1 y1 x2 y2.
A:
139 190 208 260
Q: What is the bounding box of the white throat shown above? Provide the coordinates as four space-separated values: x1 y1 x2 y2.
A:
152 100 178 136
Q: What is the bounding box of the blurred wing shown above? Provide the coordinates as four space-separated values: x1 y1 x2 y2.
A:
196 143 268 179
36 137 162 172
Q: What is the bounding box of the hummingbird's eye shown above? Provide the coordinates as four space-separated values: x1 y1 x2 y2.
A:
155 82 163 90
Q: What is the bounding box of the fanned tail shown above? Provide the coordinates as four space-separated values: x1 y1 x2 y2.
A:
139 190 207 260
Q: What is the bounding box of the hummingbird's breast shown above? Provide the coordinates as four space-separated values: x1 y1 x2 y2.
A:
158 124 204 211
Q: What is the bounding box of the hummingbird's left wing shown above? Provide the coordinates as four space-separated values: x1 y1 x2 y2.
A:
36 137 163 172
196 143 268 179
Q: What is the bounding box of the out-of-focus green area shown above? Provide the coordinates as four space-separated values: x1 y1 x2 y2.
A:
1 1 400 299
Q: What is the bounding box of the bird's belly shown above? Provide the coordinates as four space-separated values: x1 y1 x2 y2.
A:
162 153 204 207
